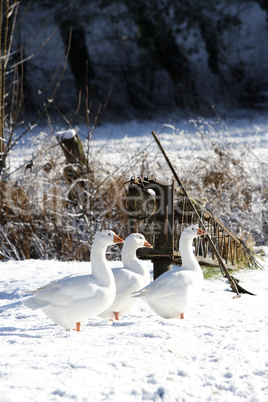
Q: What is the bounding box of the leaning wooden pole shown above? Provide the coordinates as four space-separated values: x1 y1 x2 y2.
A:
152 130 255 296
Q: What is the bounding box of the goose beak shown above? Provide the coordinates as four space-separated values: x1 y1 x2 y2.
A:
144 240 153 248
197 228 206 236
113 234 125 244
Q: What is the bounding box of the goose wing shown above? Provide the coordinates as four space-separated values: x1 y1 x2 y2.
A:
23 274 101 308
133 270 195 299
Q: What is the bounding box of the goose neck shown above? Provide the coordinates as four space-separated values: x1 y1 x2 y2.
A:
179 236 198 270
122 245 142 273
90 241 113 285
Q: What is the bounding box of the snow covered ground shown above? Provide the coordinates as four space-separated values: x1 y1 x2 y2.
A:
1 113 267 400
0 249 268 402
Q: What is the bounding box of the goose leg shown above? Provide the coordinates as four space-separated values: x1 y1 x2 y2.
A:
76 322 81 331
114 312 120 321
180 313 184 319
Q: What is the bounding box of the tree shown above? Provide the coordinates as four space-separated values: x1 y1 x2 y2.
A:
0 0 74 176
0 0 19 173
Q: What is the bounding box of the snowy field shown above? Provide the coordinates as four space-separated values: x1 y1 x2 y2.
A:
0 250 268 402
1 113 267 401
11 113 268 172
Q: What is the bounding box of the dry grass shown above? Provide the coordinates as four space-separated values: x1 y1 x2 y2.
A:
180 141 267 246
0 170 129 261
0 119 267 261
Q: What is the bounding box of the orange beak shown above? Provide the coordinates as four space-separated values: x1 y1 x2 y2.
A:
197 228 206 236
113 234 125 244
144 240 153 248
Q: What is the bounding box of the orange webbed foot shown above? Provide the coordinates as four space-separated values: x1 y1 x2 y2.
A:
114 312 120 321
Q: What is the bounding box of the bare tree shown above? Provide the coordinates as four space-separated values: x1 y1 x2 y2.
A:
0 0 19 174
0 0 72 177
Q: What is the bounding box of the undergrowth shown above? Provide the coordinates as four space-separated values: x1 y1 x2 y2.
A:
156 118 267 247
0 118 267 262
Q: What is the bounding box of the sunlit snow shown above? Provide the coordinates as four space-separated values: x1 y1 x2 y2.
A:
1 114 268 401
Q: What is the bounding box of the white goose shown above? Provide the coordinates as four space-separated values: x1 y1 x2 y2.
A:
98 233 152 321
23 230 124 331
132 225 205 319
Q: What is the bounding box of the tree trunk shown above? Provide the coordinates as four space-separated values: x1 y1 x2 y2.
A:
0 0 9 174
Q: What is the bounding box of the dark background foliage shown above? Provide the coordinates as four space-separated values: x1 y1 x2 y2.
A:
6 0 268 123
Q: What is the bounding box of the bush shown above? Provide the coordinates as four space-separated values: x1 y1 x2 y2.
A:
0 118 267 261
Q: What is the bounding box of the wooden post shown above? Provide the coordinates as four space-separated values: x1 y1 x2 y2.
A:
56 129 90 181
56 129 94 209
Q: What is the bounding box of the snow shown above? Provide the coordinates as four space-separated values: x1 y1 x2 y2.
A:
11 113 268 171
55 129 77 141
5 112 268 248
0 250 268 402
1 111 267 400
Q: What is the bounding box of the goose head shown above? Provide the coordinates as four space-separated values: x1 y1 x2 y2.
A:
181 225 206 241
95 230 124 247
125 233 152 250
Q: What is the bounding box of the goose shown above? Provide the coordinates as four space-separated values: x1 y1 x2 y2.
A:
132 225 205 319
98 233 152 321
23 230 124 331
